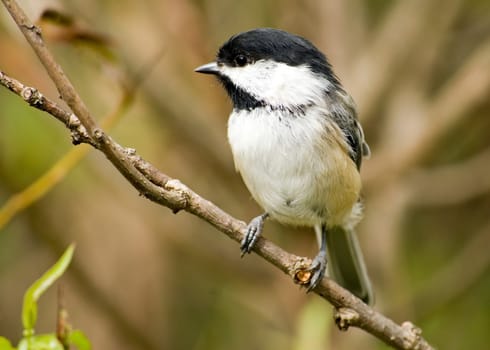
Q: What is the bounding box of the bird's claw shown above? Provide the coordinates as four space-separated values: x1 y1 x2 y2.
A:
240 214 268 256
305 251 327 292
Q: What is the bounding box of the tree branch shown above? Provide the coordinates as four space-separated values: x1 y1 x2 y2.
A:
0 71 433 350
0 1 435 349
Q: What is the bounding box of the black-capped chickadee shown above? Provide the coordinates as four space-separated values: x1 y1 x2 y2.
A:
196 28 373 304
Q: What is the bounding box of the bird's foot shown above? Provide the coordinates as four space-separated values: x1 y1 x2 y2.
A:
305 250 328 292
240 213 268 256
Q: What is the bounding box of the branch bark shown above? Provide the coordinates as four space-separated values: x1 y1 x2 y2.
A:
1 1 435 349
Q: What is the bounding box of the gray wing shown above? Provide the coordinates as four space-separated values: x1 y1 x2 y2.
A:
326 90 370 170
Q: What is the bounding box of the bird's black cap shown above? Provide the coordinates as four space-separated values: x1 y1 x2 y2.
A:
217 28 339 83
195 28 343 111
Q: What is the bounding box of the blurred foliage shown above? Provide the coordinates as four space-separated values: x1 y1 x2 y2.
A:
0 1 489 350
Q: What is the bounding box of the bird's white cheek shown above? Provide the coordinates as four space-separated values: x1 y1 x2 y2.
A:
220 61 330 108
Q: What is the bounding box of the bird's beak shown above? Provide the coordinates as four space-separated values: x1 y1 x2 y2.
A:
195 62 220 75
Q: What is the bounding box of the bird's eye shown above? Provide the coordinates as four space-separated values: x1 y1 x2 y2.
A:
234 54 248 67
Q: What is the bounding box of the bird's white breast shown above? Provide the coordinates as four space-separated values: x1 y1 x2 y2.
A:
228 107 362 228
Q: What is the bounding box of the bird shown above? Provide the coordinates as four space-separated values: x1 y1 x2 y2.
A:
195 28 373 304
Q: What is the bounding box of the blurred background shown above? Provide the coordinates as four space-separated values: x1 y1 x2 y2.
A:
0 0 489 349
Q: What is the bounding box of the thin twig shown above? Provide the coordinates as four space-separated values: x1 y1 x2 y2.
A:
56 284 69 350
1 0 98 135
0 1 435 349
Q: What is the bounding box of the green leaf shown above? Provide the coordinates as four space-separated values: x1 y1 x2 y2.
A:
17 334 63 350
22 244 75 334
67 330 92 350
0 337 15 350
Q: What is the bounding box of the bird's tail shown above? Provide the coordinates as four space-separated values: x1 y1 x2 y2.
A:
316 225 374 304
